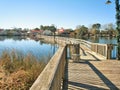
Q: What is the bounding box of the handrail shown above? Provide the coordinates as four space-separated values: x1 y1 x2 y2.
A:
57 37 116 57
91 43 108 59
38 35 114 59
30 46 67 90
78 39 92 49
78 40 114 59
31 35 115 90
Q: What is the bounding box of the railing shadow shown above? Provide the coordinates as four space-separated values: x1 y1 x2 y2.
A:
79 44 118 89
63 42 119 90
62 58 68 90
80 47 87 56
87 52 101 61
86 61 119 90
63 52 119 90
66 60 119 90
68 81 107 90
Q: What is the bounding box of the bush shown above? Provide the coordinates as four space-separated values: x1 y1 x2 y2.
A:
0 50 46 89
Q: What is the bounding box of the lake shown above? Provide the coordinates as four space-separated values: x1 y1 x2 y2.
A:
0 36 58 62
87 37 117 44
0 36 117 60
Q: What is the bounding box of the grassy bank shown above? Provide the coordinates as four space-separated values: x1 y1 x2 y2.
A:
0 50 46 89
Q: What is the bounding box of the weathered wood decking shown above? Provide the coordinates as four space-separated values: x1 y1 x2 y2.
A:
34 35 120 90
63 45 120 90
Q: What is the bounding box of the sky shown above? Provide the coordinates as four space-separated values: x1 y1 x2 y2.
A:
0 0 115 29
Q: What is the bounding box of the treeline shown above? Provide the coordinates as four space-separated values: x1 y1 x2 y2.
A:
0 23 117 38
69 23 117 38
34 25 57 33
38 23 117 38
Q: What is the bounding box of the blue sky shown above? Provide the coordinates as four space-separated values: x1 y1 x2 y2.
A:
0 0 115 29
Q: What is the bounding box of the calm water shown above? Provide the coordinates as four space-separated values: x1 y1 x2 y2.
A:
0 36 58 62
87 37 117 44
87 37 117 59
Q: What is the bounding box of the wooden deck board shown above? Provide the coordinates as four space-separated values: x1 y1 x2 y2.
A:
64 45 120 90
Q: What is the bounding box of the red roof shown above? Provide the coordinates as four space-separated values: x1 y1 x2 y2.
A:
31 30 43 33
58 28 64 33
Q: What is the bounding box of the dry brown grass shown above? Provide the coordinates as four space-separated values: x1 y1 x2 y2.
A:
0 50 46 90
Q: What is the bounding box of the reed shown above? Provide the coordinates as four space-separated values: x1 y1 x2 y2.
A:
0 50 46 89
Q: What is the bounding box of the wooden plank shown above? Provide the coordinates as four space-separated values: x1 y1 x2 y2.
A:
64 45 120 90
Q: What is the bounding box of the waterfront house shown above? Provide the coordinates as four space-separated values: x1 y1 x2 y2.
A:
30 29 43 36
56 28 70 37
0 29 7 35
43 30 52 35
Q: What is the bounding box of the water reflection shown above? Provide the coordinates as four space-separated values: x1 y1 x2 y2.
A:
87 37 117 44
0 36 58 62
0 36 27 41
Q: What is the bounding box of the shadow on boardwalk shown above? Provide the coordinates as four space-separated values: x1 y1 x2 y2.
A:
68 81 106 90
62 43 120 90
63 60 119 90
62 58 68 90
87 61 119 90
62 45 119 90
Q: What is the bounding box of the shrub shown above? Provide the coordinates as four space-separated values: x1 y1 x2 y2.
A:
0 50 46 89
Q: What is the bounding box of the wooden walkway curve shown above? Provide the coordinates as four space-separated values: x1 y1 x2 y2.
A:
63 44 120 90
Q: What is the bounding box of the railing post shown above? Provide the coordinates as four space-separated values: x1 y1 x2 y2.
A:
107 44 113 59
70 43 80 62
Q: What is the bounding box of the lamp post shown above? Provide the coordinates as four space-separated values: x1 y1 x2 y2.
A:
106 0 120 60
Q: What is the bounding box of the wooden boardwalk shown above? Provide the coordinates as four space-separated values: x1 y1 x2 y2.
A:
63 45 120 90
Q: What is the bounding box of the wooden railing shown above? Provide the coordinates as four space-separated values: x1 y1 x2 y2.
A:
91 43 108 59
30 35 116 90
72 39 113 59
37 35 115 59
76 39 92 49
30 46 67 90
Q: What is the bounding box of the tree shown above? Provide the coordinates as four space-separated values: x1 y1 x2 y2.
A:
50 25 57 39
40 25 44 30
40 25 49 30
34 28 40 31
102 23 116 36
40 25 57 33
40 25 57 38
69 31 76 38
75 25 88 38
91 23 101 35
92 23 101 30
49 25 56 33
